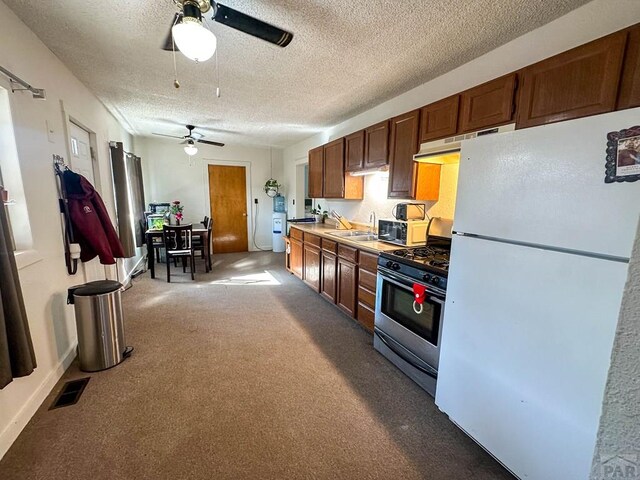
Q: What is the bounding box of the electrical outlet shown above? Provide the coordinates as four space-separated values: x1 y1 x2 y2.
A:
254 198 258 204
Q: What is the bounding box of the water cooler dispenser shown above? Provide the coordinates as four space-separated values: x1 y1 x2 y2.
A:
272 195 286 253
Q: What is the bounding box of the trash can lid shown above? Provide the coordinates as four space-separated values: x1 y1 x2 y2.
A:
72 280 122 297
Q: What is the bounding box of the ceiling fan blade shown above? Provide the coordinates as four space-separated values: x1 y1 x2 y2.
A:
153 133 184 139
161 12 182 51
197 139 225 147
212 3 293 48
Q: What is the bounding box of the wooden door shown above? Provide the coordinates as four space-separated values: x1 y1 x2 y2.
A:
459 73 517 132
618 25 640 110
308 146 324 198
290 238 303 279
208 165 248 253
364 120 390 168
323 138 345 198
345 130 365 172
419 95 460 143
321 251 337 303
303 244 321 292
517 32 626 129
337 257 358 317
388 110 420 199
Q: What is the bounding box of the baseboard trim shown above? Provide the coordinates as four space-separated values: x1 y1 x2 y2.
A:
0 343 77 460
121 254 146 287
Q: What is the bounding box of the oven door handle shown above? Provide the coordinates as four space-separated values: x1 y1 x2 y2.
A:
375 330 438 379
378 269 445 304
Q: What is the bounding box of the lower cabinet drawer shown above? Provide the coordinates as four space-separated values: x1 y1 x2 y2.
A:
358 286 376 310
359 269 377 292
357 302 375 332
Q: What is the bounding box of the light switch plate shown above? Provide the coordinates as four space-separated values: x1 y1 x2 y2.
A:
45 120 55 143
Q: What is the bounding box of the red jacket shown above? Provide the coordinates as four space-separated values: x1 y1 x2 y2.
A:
63 170 126 265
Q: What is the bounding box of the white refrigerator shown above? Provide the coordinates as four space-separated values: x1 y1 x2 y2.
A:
435 108 640 480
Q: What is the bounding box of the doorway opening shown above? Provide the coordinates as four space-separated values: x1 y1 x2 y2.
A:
208 164 249 253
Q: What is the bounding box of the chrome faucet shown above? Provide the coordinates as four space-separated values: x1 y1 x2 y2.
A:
369 211 377 234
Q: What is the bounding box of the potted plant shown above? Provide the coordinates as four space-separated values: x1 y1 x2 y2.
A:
311 204 328 223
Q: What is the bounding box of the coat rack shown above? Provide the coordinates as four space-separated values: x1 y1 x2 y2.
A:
53 155 78 275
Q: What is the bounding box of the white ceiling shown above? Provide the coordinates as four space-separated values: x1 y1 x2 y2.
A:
5 0 591 147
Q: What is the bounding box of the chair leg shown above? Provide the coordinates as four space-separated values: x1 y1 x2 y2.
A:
182 257 186 273
156 248 160 263
190 254 195 280
166 254 171 283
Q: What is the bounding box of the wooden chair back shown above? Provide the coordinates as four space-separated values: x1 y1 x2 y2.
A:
163 224 193 253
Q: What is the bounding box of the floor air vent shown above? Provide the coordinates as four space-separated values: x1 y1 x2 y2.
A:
49 378 90 410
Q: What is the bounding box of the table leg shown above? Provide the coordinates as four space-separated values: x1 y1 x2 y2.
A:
205 232 212 272
147 233 155 279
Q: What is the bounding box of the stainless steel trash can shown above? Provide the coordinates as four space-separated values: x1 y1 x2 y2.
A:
67 280 132 372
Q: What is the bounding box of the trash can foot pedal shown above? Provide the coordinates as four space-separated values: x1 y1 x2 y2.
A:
123 346 134 359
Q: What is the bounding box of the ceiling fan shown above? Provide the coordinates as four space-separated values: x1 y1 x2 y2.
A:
162 0 293 60
153 125 224 155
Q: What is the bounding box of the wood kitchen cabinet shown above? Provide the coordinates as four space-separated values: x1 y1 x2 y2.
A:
388 110 421 199
356 251 378 332
323 138 346 198
345 130 366 172
419 95 460 143
459 73 517 133
364 120 390 169
290 237 303 279
308 145 324 199
320 238 338 303
618 25 640 110
303 243 321 292
517 32 627 129
307 140 363 200
337 244 359 318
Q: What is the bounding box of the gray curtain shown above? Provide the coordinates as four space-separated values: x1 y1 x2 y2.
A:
110 143 146 256
0 188 36 389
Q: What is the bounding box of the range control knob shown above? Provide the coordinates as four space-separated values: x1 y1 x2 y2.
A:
386 260 394 269
431 276 440 286
391 263 401 271
423 274 432 283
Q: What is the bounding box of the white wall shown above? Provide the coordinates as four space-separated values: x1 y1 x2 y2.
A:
282 0 640 223
0 0 134 459
135 136 284 250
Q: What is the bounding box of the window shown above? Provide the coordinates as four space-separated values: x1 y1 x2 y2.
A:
0 83 34 254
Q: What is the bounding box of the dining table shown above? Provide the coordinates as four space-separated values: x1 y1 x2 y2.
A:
145 226 211 279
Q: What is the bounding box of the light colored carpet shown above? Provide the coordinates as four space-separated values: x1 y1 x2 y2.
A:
0 252 514 479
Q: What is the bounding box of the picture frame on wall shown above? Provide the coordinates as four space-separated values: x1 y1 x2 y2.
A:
605 126 640 183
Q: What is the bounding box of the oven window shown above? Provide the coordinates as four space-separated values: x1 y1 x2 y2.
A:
381 280 440 345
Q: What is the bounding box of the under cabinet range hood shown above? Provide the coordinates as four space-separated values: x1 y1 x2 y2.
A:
414 123 515 164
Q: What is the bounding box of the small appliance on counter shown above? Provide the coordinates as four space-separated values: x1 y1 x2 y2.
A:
377 219 429 246
393 202 426 221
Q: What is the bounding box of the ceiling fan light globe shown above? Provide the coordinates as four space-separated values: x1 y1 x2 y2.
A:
172 20 217 62
184 144 198 156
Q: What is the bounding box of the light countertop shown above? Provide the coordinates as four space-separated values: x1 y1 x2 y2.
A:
287 223 399 254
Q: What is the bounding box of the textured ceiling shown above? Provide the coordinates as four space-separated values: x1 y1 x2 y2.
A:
5 0 591 147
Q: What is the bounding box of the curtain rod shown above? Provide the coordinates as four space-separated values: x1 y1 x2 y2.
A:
0 65 46 99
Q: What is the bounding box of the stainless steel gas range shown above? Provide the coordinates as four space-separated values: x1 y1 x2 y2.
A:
374 238 451 397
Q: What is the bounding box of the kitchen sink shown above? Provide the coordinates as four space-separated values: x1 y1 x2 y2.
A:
349 234 379 242
327 230 371 238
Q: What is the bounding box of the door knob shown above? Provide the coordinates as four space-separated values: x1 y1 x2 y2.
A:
242 213 247 217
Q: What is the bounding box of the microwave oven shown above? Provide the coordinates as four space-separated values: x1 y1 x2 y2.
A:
377 219 429 247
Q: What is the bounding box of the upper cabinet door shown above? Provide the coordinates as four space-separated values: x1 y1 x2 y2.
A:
364 120 390 168
323 138 346 198
618 25 640 110
308 145 324 199
345 130 365 172
517 32 626 129
459 73 517 133
388 110 420 199
419 95 460 143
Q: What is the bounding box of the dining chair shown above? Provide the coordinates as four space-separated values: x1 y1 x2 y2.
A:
193 217 213 272
163 224 195 282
